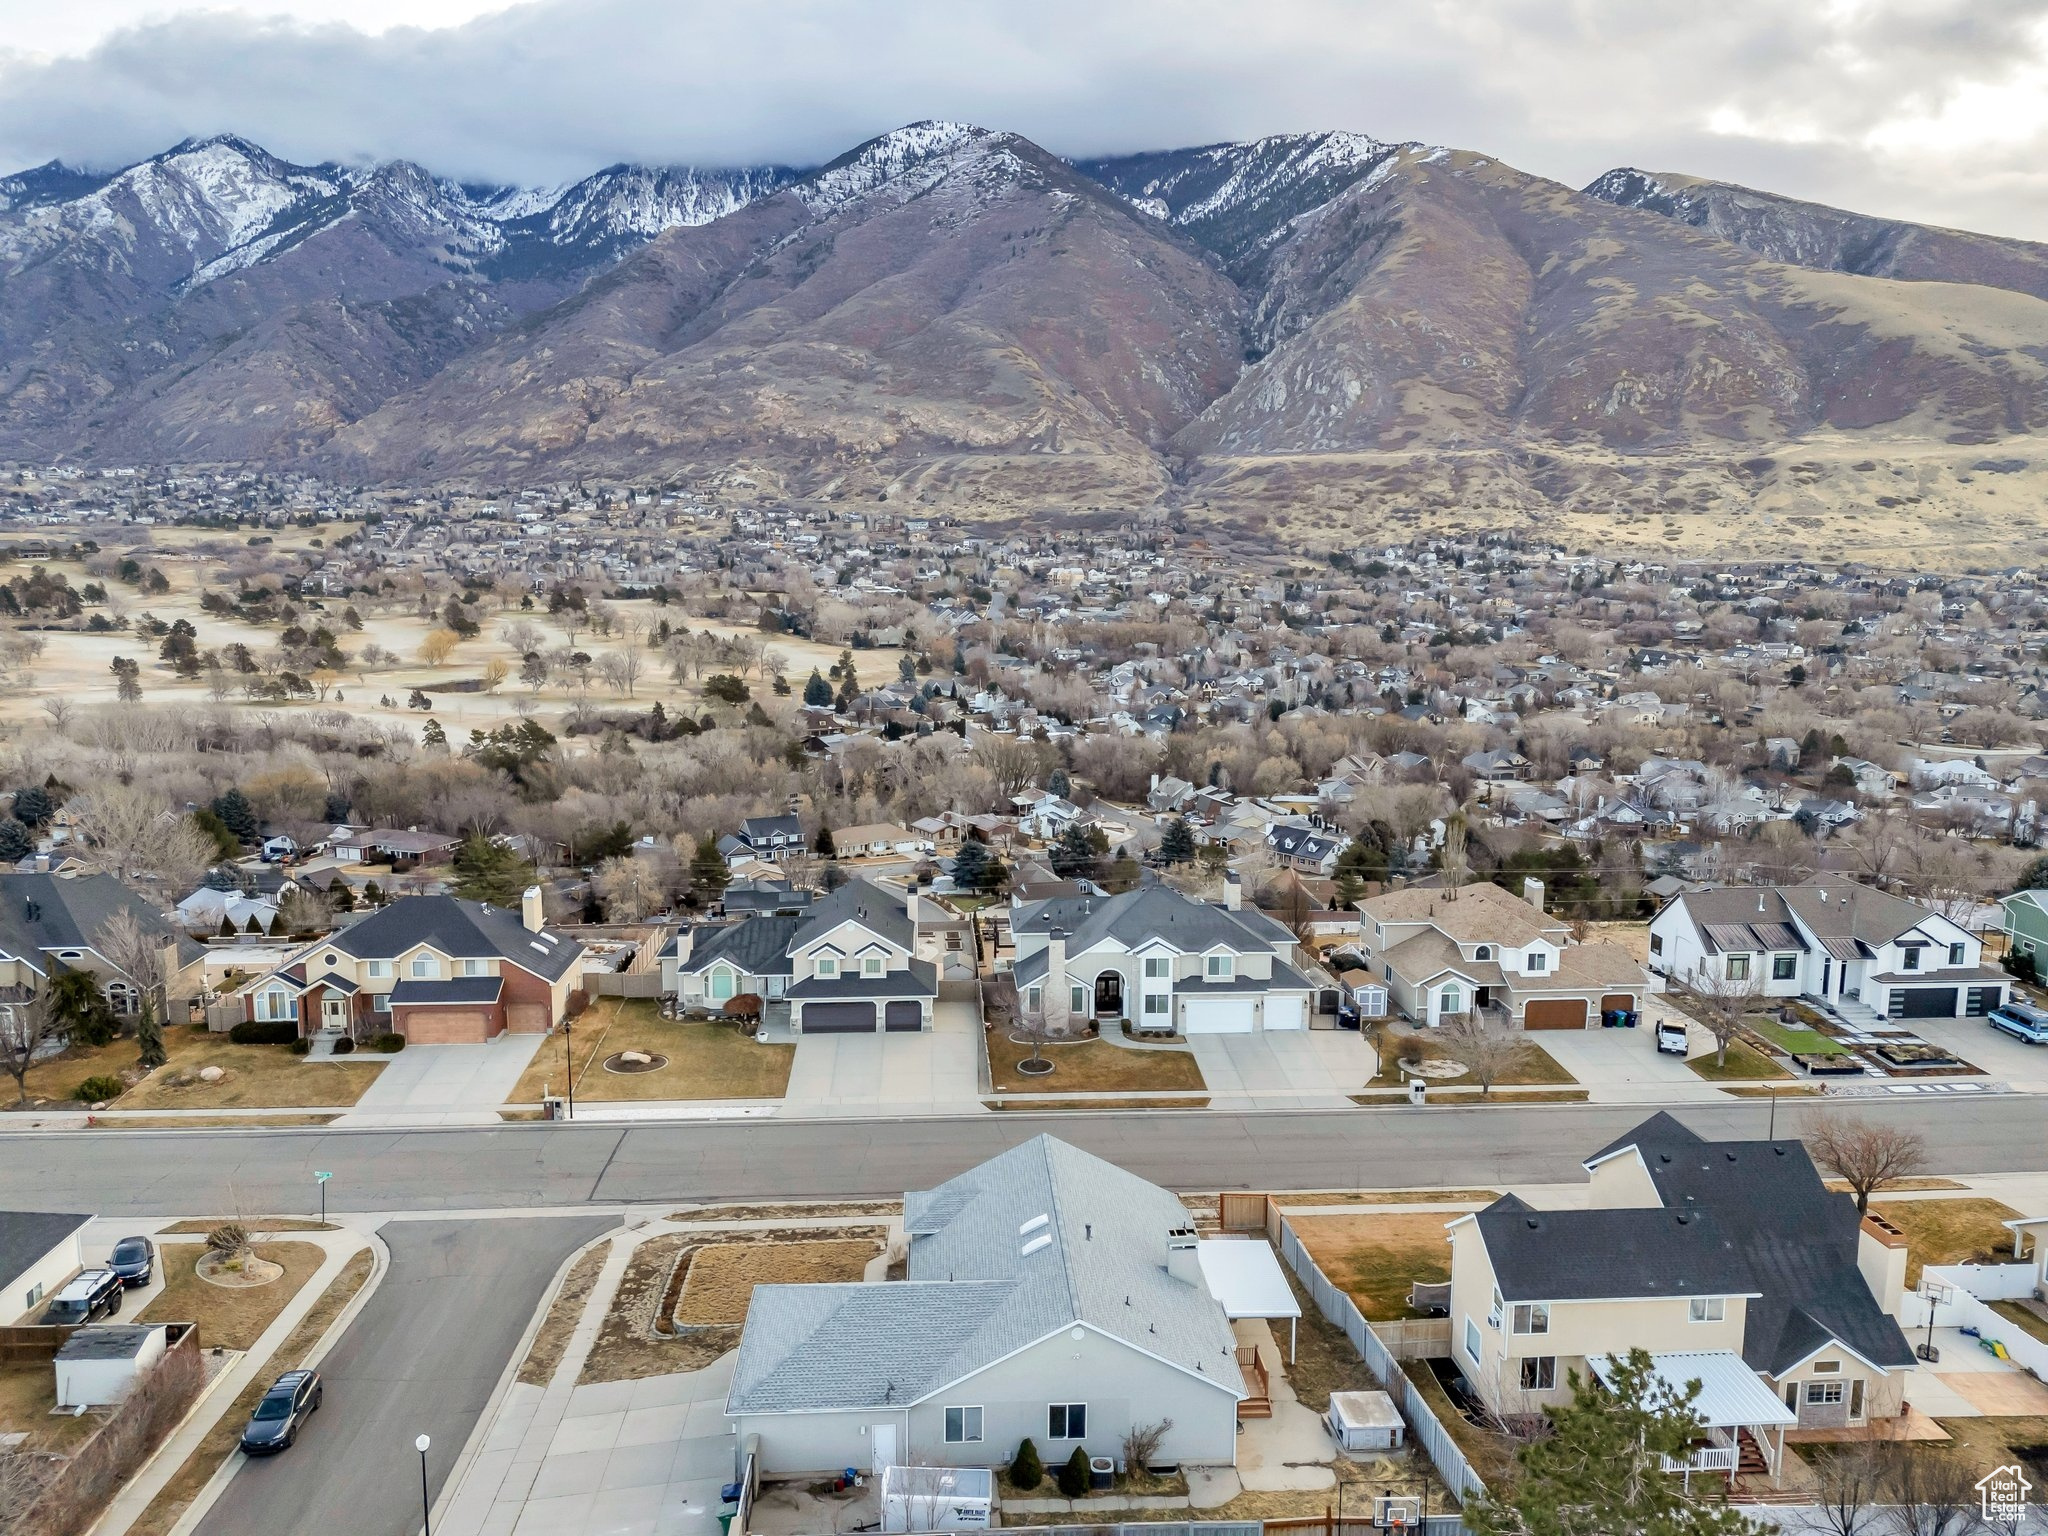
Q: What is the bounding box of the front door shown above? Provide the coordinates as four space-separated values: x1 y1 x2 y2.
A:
1094 973 1124 1020
320 996 347 1034
871 1421 897 1474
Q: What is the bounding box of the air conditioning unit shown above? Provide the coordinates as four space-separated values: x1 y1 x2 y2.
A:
1374 1495 1423 1530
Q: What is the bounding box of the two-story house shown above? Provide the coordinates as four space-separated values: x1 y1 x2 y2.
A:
1352 879 1646 1029
667 879 938 1033
738 814 807 860
1446 1114 1914 1486
1265 824 1343 878
229 888 588 1043
1008 875 1324 1034
0 873 204 1020
1648 879 2004 1020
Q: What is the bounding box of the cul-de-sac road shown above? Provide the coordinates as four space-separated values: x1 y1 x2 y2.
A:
1 1097 2041 1216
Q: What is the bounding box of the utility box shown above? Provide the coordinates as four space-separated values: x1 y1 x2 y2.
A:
1408 1077 1427 1106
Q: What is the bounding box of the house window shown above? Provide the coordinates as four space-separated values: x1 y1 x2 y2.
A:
1519 1357 1556 1391
1143 994 1170 1016
862 956 884 978
1525 952 1547 974
324 954 339 967
257 989 297 1023
1025 986 1041 1013
410 956 439 979
367 961 390 979
1772 955 1797 981
1464 1316 1482 1366
1071 983 1088 1014
1475 945 1492 961
1811 1360 1840 1375
1511 1303 1549 1335
1726 955 1751 981
1206 954 1235 980
816 958 838 978
1805 1382 1845 1406
1949 942 1966 966
373 994 391 1014
944 1406 983 1443
1047 1404 1086 1440
1650 933 1664 955
1689 1297 1725 1323
1144 957 1171 979
459 958 486 977
1440 984 1462 1016
709 970 736 1002
1901 948 1921 972
1850 1380 1865 1418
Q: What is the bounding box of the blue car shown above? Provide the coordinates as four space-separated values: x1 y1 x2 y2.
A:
1989 1002 2048 1045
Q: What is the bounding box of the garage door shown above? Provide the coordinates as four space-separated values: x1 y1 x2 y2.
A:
884 1001 923 1032
1264 997 1306 1031
1890 987 1958 1019
803 1002 876 1033
1523 998 1588 1030
1182 998 1256 1034
400 1009 492 1044
1600 993 1637 1015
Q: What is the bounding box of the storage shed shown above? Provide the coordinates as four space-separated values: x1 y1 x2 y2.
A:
55 1324 167 1407
1327 1390 1405 1452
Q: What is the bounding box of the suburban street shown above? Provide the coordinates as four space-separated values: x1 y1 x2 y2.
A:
5 1097 2045 1216
195 1217 617 1536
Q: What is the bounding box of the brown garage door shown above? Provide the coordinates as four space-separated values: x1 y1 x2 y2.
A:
1523 998 1588 1030
884 1001 923 1032
803 1002 876 1033
1600 993 1637 1014
401 1009 492 1044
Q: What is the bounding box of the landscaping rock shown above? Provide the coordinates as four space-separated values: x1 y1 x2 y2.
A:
620 1049 653 1065
198 1065 225 1083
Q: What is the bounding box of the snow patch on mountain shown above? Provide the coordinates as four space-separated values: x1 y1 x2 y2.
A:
798 121 987 215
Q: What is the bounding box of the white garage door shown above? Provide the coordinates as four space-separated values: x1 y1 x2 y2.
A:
1182 997 1257 1034
1264 996 1306 1031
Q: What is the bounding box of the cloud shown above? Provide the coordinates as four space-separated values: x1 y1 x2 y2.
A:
3 0 2048 239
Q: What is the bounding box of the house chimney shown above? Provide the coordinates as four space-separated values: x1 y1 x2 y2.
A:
1522 877 1545 912
1166 1224 1202 1287
1222 871 1242 911
1045 930 1068 1028
521 884 545 933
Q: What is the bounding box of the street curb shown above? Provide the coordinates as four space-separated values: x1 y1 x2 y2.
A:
432 1217 625 1532
162 1232 391 1536
82 1345 248 1536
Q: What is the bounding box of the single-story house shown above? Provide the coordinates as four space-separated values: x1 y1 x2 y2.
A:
0 1211 92 1321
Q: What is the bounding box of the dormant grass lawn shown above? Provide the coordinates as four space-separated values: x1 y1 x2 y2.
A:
1751 1017 1848 1056
986 1032 1205 1094
139 1240 324 1351
506 1000 795 1103
14 1024 381 1110
1869 1196 2021 1287
1292 1211 1454 1320
673 1240 878 1325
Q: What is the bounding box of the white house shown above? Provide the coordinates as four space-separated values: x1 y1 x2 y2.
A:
1648 879 2004 1020
0 1211 92 1321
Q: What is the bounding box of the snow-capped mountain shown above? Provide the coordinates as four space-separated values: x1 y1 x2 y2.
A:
796 120 989 215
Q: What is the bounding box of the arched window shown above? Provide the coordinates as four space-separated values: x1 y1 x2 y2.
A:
104 982 138 1015
1474 945 1492 961
709 968 736 1001
1440 984 1462 1017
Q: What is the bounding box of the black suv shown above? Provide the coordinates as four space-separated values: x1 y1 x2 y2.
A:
107 1236 155 1288
41 1269 123 1325
240 1370 323 1455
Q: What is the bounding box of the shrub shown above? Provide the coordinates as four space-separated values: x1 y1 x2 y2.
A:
371 1033 406 1053
1009 1438 1043 1491
289 1038 311 1055
1058 1446 1091 1499
228 1020 298 1046
206 1223 249 1258
332 1037 355 1055
74 1074 126 1104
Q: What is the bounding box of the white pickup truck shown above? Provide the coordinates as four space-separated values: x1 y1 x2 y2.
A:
1654 1017 1689 1056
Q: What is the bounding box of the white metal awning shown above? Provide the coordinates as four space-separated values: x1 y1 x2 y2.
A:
1589 1350 1796 1429
1198 1239 1301 1318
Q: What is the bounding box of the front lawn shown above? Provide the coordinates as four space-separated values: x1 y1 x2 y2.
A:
673 1239 879 1325
986 1032 1206 1094
1292 1211 1454 1320
1869 1196 2021 1287
139 1239 323 1350
1368 1026 1577 1088
1685 1039 1793 1081
1751 1017 1848 1056
14 1025 382 1110
506 999 795 1103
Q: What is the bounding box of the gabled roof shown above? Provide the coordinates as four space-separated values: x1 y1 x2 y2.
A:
727 1136 1242 1417
0 872 203 974
0 1211 91 1291
320 895 583 981
1475 1194 1756 1303
1355 881 1566 948
790 878 915 955
679 915 806 977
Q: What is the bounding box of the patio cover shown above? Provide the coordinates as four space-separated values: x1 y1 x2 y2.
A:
1198 1238 1301 1361
1588 1350 1796 1428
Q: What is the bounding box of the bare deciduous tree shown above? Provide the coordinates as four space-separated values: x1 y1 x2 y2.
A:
1881 1443 1983 1536
1681 968 1760 1068
96 907 173 1070
1801 1441 1887 1536
1438 1011 1523 1097
1807 1113 1928 1216
0 989 61 1105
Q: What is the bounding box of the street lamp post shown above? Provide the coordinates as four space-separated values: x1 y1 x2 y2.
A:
563 1016 574 1120
416 1433 431 1534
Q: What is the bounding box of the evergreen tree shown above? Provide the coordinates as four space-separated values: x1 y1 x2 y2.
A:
9 785 52 828
1159 817 1196 865
1008 1439 1043 1491
951 838 989 892
1046 767 1071 798
450 831 535 909
48 971 117 1048
814 825 836 857
1057 1447 1091 1499
1466 1349 1757 1536
0 819 29 864
689 834 730 899
192 806 240 860
211 788 259 843
1049 823 1098 878
802 670 833 707
422 718 448 749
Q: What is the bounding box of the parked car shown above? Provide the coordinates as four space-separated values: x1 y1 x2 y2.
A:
1654 1018 1689 1056
107 1236 155 1288
240 1370 323 1455
1989 1001 2048 1046
41 1268 123 1325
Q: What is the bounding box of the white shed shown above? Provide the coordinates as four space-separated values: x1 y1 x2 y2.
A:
1327 1390 1405 1452
881 1464 991 1532
55 1324 167 1407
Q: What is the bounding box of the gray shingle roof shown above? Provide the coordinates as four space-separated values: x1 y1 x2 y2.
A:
1476 1195 1757 1303
328 896 583 981
726 1136 1243 1417
390 976 504 1005
677 915 805 978
0 1211 90 1291
0 873 202 975
1012 885 1297 987
785 961 937 1000
790 878 915 955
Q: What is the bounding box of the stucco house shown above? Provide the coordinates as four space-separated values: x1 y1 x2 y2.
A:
0 872 204 1020
1352 879 1646 1029
1649 879 2004 1020
665 878 937 1033
1446 1114 1914 1485
1008 876 1325 1034
726 1136 1245 1476
229 888 587 1043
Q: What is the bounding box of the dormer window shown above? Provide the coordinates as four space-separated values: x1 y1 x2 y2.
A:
862 956 884 978
1475 945 1492 961
1206 954 1234 981
1525 952 1547 974
816 958 838 978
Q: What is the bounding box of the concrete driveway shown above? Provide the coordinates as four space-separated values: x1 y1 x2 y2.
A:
340 1032 546 1123
197 1215 617 1536
1535 1022 1710 1097
781 994 982 1117
1187 1029 1374 1108
1915 1017 2048 1089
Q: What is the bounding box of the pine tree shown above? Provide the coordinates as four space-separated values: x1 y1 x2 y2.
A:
1008 1439 1043 1491
1046 767 1070 798
9 785 52 828
0 819 29 864
952 838 989 892
451 832 535 909
814 825 836 857
689 834 730 899
802 670 833 707
422 718 448 748
1050 822 1097 878
1159 817 1196 864
211 788 259 843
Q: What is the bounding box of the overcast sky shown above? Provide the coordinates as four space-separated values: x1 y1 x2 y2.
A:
2 0 2047 240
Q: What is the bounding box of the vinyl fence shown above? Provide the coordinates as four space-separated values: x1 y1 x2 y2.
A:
1018 1524 1262 1536
1271 1212 1488 1512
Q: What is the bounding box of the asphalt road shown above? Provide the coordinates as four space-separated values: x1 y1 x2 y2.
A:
7 1097 2048 1217
195 1216 617 1536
